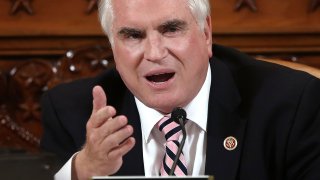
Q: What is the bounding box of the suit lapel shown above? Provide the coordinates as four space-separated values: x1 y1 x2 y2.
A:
205 57 247 179
115 90 145 175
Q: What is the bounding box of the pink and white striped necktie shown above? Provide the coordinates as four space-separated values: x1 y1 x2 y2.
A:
158 116 188 176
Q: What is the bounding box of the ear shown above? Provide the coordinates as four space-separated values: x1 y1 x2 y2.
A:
203 15 213 58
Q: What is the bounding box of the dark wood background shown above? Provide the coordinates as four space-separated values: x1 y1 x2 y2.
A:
0 0 319 152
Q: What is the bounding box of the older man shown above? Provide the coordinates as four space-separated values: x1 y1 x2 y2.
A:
41 0 320 179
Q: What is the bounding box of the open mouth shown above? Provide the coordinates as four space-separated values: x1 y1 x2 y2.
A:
146 72 175 83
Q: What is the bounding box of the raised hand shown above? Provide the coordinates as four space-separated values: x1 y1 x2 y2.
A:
73 85 136 180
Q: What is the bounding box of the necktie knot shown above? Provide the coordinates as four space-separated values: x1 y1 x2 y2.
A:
158 116 182 142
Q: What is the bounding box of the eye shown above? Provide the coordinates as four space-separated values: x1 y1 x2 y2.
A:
125 32 143 39
159 20 187 36
118 28 145 41
164 26 180 33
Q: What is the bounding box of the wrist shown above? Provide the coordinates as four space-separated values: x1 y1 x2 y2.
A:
72 151 93 180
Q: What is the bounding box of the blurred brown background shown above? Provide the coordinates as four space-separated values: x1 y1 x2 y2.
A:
0 0 319 153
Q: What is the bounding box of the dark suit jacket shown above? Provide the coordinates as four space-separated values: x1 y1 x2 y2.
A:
40 44 320 180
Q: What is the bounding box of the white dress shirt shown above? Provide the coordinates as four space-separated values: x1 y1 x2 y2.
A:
136 63 211 176
54 63 211 179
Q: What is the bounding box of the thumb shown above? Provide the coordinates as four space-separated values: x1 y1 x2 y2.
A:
92 85 107 113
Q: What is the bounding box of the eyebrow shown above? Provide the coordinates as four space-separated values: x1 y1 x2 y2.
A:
117 27 145 38
116 19 187 37
158 19 187 32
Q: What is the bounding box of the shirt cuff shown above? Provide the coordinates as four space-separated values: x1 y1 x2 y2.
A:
54 152 78 180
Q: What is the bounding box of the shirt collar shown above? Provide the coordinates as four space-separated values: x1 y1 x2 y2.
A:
135 63 212 143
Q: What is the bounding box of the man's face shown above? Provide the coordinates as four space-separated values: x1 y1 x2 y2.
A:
111 0 212 113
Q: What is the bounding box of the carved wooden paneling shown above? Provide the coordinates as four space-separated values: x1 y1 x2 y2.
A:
48 45 115 88
0 45 114 152
234 0 257 12
10 0 34 15
212 0 320 33
0 71 6 104
310 0 320 12
0 0 318 57
211 0 320 66
86 0 99 14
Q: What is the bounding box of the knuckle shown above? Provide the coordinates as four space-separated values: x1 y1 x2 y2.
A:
108 137 119 148
108 150 122 161
104 129 111 138
86 121 92 130
112 116 127 128
107 106 116 116
87 132 98 143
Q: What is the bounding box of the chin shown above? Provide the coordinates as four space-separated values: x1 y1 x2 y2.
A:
147 99 182 114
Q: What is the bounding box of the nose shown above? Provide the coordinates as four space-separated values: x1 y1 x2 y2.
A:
144 33 167 62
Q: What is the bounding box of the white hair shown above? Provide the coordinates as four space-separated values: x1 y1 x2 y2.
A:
98 0 211 45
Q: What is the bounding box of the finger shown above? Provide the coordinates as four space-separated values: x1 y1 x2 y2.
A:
97 115 128 138
108 137 136 160
92 85 107 114
90 106 116 128
87 115 128 146
102 124 134 152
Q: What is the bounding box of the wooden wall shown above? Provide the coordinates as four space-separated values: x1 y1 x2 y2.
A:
0 0 319 152
211 0 320 68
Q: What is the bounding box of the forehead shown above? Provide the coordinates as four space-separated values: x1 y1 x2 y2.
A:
112 0 194 27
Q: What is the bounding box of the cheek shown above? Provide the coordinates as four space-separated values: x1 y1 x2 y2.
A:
170 32 207 57
179 37 210 78
113 47 144 88
114 42 144 63
114 58 135 81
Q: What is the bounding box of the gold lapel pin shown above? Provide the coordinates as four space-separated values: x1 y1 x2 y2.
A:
223 136 237 151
